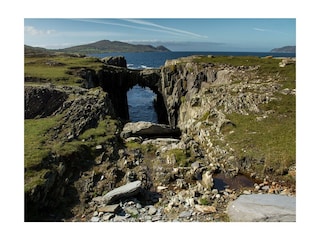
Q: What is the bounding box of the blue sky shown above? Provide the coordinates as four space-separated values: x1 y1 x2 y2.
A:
24 18 296 51
25 18 295 52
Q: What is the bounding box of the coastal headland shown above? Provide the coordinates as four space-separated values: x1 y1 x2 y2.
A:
24 47 296 222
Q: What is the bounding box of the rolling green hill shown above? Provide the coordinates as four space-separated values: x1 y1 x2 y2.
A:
59 40 171 54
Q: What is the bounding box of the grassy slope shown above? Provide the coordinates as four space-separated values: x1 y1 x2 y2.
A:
24 55 104 86
194 56 296 180
24 54 119 193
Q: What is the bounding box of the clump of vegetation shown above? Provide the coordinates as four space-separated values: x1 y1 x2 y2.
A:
78 116 118 147
199 197 210 205
125 140 157 154
166 148 194 167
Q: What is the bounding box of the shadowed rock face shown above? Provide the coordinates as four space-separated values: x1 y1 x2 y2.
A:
24 86 68 119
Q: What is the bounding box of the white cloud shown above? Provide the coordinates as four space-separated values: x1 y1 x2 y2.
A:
253 27 267 32
24 26 56 36
124 19 208 39
72 19 207 39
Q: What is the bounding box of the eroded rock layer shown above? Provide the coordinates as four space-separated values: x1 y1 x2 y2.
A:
24 55 296 222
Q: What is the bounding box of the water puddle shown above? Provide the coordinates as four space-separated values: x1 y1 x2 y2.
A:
213 173 255 191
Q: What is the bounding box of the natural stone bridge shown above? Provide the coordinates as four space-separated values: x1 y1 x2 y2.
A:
84 55 234 129
97 66 169 124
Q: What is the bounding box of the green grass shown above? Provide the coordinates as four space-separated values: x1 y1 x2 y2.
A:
192 55 296 178
24 168 51 193
167 149 193 167
125 140 157 154
24 115 63 192
193 55 295 88
223 94 295 175
199 197 210 205
78 116 118 147
25 113 119 193
193 55 279 67
24 115 62 169
24 55 104 86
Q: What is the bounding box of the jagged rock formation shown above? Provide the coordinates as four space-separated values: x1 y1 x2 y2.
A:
24 85 119 221
24 54 296 222
25 86 68 119
160 58 262 128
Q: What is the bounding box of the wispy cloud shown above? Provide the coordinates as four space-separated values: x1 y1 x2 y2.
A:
72 19 207 39
253 27 268 32
253 27 288 35
123 19 208 39
24 26 56 36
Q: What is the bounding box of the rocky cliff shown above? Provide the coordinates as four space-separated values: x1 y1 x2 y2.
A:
24 54 296 222
160 56 295 178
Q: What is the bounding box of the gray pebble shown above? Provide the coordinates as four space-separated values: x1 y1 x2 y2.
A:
90 216 100 222
179 211 192 218
148 206 157 215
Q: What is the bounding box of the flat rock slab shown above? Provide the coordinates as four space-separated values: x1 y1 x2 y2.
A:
102 180 142 205
194 205 217 214
98 204 121 213
227 194 296 222
121 121 181 138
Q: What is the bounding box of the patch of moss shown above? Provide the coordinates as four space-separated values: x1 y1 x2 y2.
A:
199 197 210 205
199 111 210 121
78 116 118 146
24 169 51 193
125 140 157 154
167 149 193 167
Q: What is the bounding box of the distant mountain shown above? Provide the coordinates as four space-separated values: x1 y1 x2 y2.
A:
24 45 54 56
59 40 171 54
24 45 85 57
270 46 296 53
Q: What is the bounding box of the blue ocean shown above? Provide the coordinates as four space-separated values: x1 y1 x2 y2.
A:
91 51 296 123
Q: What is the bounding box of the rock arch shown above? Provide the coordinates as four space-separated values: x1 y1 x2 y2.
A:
97 66 168 124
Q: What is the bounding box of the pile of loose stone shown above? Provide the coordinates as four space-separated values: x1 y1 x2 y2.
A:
79 174 295 222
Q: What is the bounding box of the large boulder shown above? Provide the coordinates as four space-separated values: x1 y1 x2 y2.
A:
227 194 296 222
121 121 181 139
102 180 142 205
102 56 127 68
